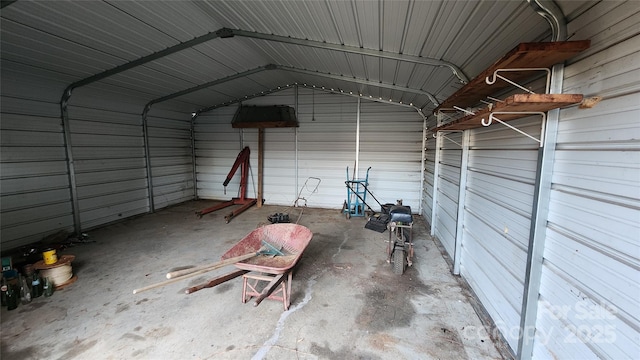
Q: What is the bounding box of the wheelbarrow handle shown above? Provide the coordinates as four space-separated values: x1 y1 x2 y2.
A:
132 253 257 295
185 269 248 294
165 252 256 279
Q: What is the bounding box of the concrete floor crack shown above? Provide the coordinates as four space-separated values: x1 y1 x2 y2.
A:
251 231 350 360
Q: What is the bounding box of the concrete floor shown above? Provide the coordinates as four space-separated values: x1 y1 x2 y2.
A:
1 200 503 359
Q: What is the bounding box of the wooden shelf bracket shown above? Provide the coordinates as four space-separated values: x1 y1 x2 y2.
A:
430 40 590 136
483 111 547 146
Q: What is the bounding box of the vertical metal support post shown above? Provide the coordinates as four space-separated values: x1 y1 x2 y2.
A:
517 63 564 360
294 85 299 203
430 131 442 237
60 91 82 236
191 113 198 200
519 1 567 359
257 128 264 208
354 97 361 179
418 114 427 214
453 130 470 275
142 105 155 213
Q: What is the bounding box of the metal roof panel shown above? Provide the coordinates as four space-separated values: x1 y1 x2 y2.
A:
0 0 572 113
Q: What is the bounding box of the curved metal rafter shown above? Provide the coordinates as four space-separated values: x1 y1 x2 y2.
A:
194 83 425 117
195 84 294 115
139 64 438 116
142 65 276 115
61 28 231 104
58 28 231 233
222 28 469 84
275 65 439 107
528 0 567 42
61 26 466 105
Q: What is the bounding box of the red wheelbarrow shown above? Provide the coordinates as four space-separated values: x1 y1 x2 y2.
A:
222 223 313 310
133 224 313 311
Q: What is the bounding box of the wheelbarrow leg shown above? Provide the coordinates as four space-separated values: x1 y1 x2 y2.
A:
253 273 286 307
284 271 292 310
242 271 291 310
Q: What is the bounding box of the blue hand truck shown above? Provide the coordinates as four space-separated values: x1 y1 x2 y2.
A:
342 166 381 219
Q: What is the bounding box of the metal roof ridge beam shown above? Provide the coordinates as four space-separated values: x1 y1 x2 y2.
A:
275 64 439 107
224 28 469 84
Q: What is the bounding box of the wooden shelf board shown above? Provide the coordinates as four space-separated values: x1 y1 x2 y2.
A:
435 40 590 112
432 94 583 132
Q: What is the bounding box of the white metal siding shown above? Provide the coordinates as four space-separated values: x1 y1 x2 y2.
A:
434 132 463 258
195 89 298 207
146 107 194 209
461 117 542 351
0 95 74 249
296 89 358 209
195 87 423 212
194 105 242 201
359 101 423 210
533 3 640 358
67 96 149 229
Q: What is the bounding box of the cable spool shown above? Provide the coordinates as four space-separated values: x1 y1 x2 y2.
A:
33 254 77 289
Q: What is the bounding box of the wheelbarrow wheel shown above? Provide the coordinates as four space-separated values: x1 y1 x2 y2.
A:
393 248 405 275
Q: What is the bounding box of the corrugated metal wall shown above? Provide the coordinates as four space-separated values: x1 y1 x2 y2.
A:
194 87 424 211
359 101 424 210
462 117 542 351
0 67 73 249
195 89 298 206
533 2 640 359
423 3 640 358
194 105 243 201
433 131 463 258
1 72 198 249
1 2 636 357
146 107 194 210
296 88 358 209
67 96 149 230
